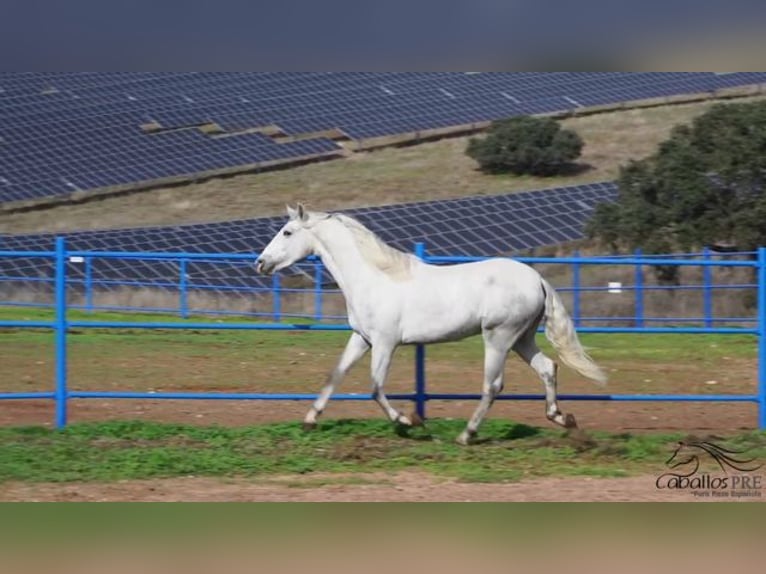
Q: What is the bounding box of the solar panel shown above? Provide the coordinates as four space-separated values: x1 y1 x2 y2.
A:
0 181 618 293
2 73 765 204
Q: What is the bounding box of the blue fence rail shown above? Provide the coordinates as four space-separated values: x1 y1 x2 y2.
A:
0 244 759 326
1 238 765 429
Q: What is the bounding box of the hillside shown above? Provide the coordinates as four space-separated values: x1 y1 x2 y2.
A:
2 95 765 236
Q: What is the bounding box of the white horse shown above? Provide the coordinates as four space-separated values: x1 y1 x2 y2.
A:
256 204 607 445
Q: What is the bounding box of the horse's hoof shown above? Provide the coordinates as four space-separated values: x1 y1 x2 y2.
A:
302 421 318 432
396 414 414 427
409 411 425 428
456 431 475 446
564 413 578 429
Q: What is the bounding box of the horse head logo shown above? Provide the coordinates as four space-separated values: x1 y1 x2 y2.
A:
665 440 762 478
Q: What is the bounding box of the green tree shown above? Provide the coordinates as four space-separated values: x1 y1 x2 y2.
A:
587 100 766 285
466 116 583 176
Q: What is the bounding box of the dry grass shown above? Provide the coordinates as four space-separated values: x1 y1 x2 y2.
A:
0 284 349 322
2 95 766 236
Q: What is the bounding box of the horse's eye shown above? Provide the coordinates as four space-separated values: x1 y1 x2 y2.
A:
283 230 293 237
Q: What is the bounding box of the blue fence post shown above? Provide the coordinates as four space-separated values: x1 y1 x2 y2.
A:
414 242 426 262
572 250 581 328
758 247 766 430
414 242 428 419
415 344 426 421
634 248 645 328
314 260 323 321
84 256 94 313
179 259 189 319
272 273 282 322
703 247 713 328
54 237 69 429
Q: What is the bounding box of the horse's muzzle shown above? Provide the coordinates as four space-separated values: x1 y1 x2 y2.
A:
255 258 274 275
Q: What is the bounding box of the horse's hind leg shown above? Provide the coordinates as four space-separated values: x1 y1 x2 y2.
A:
513 329 577 429
456 328 514 446
304 332 370 430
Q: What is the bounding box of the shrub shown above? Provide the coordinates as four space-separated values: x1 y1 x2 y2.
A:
466 116 584 176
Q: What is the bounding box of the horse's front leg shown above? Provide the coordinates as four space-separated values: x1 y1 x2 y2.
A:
303 332 370 430
370 343 413 427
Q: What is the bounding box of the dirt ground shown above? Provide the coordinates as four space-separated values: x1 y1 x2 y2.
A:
0 394 759 432
3 472 755 502
2 336 762 502
2 398 762 502
2 315 762 504
3 328 761 501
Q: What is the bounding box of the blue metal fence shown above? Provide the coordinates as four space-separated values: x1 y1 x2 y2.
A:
1 243 759 326
1 238 765 430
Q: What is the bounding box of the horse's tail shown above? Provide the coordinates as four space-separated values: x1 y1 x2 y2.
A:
541 278 608 386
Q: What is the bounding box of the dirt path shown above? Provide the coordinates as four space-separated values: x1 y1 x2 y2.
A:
1 397 758 434
3 472 761 502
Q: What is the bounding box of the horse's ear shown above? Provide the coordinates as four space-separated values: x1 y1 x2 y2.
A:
297 203 309 222
286 205 298 220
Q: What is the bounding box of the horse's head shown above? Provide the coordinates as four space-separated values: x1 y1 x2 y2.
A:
666 440 762 475
255 204 319 275
666 442 701 473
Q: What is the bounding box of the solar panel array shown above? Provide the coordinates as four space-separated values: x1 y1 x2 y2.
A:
0 181 617 290
2 72 765 204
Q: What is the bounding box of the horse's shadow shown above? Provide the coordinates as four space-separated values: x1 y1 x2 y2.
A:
395 421 541 444
395 424 432 441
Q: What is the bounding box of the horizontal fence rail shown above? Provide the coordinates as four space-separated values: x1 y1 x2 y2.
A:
1 247 758 326
1 238 765 429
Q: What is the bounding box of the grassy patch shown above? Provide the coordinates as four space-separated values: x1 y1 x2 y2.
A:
1 419 764 485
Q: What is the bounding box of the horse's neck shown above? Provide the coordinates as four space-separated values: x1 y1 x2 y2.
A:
312 223 379 301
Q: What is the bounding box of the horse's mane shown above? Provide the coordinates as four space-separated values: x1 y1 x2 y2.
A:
328 214 414 281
